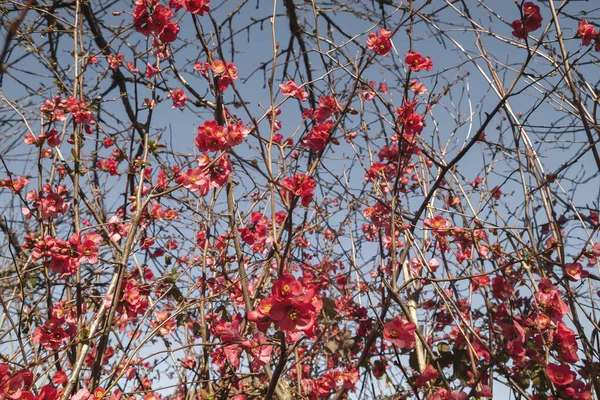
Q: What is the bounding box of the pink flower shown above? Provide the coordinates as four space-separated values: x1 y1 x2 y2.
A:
76 234 100 264
195 120 227 152
578 20 596 46
145 63 160 78
303 121 333 152
366 28 392 56
270 298 315 332
272 274 303 300
405 51 433 72
0 370 33 400
243 332 273 369
215 316 242 342
415 364 440 387
184 0 210 15
564 262 589 281
280 80 308 101
40 192 70 219
546 363 575 387
280 173 317 207
44 128 61 147
383 316 416 348
107 53 124 70
71 388 92 400
170 88 187 109
402 112 425 136
32 318 74 350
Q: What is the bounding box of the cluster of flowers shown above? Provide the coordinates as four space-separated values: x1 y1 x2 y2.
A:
39 95 96 134
177 152 231 195
396 98 426 139
366 27 433 74
248 273 322 340
24 128 61 149
194 120 248 152
115 276 151 329
207 314 273 373
405 51 433 72
279 173 317 208
32 301 78 351
194 59 239 93
133 0 210 44
297 95 342 152
0 176 29 193
367 28 393 56
362 144 426 249
0 365 57 400
22 184 70 221
303 367 360 398
511 2 543 39
0 362 127 400
279 80 308 101
174 118 249 195
492 278 592 399
23 230 100 278
238 211 272 253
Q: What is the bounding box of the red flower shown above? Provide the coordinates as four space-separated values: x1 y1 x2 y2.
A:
96 158 120 176
170 88 187 109
415 364 440 387
199 153 232 189
248 297 274 331
556 322 579 363
272 274 303 300
490 185 502 200
37 385 59 400
0 370 33 400
424 215 451 236
145 63 159 78
243 332 273 369
280 173 317 207
471 275 490 291
118 280 149 318
107 53 124 70
383 316 416 349
270 297 315 332
195 120 227 152
225 121 249 147
546 363 575 387
52 371 67 386
0 176 30 192
564 262 589 281
402 112 425 137
366 28 393 56
491 276 514 300
303 121 333 152
405 51 433 72
184 0 210 15
32 317 74 350
578 20 596 46
239 211 269 249
280 80 308 101
133 3 180 42
511 2 543 39
76 233 100 264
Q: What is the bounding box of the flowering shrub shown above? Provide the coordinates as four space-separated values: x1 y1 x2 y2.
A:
0 1 599 400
